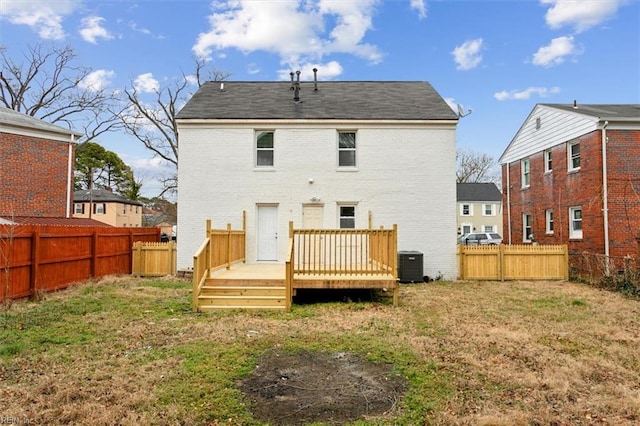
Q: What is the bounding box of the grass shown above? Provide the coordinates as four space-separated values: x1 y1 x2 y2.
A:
1 276 639 425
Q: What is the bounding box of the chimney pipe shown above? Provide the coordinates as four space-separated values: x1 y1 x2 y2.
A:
573 100 578 109
313 68 318 91
290 72 295 90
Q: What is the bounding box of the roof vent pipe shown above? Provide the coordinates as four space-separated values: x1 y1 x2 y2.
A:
313 68 318 91
292 70 301 102
573 100 578 109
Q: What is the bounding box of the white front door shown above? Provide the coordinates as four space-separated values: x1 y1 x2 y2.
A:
257 205 278 261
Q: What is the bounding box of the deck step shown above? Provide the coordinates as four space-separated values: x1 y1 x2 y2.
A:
197 285 287 310
200 285 285 296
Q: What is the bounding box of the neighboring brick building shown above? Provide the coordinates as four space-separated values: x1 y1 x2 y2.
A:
500 103 640 259
0 108 81 219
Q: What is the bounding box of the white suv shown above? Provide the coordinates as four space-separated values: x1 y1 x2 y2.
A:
458 232 502 245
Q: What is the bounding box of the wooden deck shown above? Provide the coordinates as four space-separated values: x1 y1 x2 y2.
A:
210 263 396 288
192 218 399 311
197 263 398 311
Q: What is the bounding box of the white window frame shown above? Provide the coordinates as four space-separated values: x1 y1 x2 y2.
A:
545 209 554 234
337 131 357 168
569 206 583 239
483 204 494 216
523 213 532 242
338 204 356 229
255 130 275 168
94 203 106 214
460 203 473 216
483 225 495 232
568 141 580 172
521 158 530 188
544 149 552 173
74 203 84 214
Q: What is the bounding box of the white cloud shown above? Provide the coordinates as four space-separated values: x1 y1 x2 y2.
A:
79 16 114 44
78 69 115 91
541 0 620 33
0 0 80 40
452 38 483 71
532 35 579 67
494 86 561 101
410 0 427 19
276 60 343 81
192 0 382 70
134 73 160 93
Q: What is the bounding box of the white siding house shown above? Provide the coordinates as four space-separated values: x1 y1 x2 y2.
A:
176 79 459 279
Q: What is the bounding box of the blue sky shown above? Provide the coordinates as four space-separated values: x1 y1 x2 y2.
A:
1 0 639 197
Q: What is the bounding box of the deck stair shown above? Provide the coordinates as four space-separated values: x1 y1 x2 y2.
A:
197 277 287 310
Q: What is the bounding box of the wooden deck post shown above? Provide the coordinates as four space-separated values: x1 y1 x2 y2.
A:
226 223 232 269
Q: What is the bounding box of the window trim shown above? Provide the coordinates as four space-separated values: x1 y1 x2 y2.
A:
523 213 532 242
483 225 495 232
545 209 554 234
255 130 275 168
74 203 84 214
338 204 356 229
460 203 473 216
569 206 583 239
482 204 494 216
568 141 580 172
521 158 530 188
544 149 552 173
337 131 357 169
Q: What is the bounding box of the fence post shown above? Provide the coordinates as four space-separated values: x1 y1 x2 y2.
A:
30 229 39 299
132 241 142 277
170 241 177 275
499 244 505 281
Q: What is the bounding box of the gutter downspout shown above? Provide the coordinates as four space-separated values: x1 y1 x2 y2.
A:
602 121 610 275
506 162 512 245
65 136 75 218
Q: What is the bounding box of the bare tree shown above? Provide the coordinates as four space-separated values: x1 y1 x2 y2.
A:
0 44 122 142
456 148 500 185
120 58 229 197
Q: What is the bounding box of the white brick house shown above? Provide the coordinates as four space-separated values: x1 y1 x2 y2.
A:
176 78 459 279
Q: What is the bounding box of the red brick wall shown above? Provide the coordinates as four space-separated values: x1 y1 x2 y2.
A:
0 132 74 218
502 129 640 257
606 130 640 257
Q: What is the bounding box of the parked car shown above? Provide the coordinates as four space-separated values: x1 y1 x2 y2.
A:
458 232 503 245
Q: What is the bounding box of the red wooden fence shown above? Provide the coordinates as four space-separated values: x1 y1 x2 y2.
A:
0 224 160 301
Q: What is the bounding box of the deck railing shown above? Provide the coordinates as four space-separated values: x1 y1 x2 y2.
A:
289 222 397 277
192 214 246 310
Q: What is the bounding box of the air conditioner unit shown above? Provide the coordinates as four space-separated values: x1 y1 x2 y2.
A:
398 251 423 283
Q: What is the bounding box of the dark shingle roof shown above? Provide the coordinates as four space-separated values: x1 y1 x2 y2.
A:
540 104 640 121
457 183 502 202
74 189 143 206
177 81 458 121
0 107 82 137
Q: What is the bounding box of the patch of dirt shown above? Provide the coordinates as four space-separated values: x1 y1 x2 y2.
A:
239 350 408 425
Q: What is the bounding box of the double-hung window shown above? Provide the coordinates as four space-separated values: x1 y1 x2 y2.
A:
339 205 356 229
568 142 580 171
569 206 582 239
338 132 356 167
256 131 274 167
461 204 473 216
521 158 530 188
523 213 532 242
483 204 494 216
75 203 84 214
94 203 105 214
545 209 554 234
544 149 552 173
